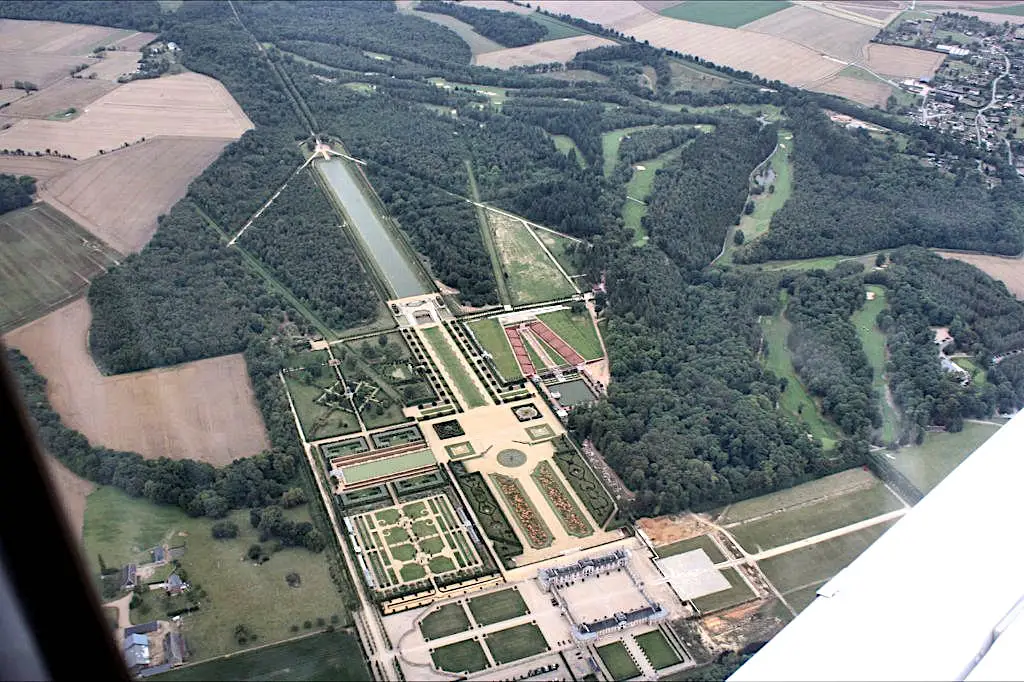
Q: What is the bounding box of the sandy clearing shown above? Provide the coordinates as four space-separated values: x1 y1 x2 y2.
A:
2 78 117 118
475 35 617 68
811 74 892 106
0 51 91 89
861 43 945 79
0 19 126 55
43 454 95 538
0 72 253 159
636 514 705 545
78 51 143 82
0 155 76 180
5 299 270 465
937 252 1024 300
744 5 879 62
41 136 232 253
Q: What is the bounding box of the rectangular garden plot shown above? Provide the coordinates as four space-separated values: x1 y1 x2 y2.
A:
531 461 593 538
489 473 553 549
552 440 616 527
431 638 489 674
484 623 549 665
597 640 641 681
634 629 681 670
419 603 471 641
467 588 529 627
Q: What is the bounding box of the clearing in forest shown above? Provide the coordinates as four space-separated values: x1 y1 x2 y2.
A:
886 422 1000 494
487 211 575 305
602 125 656 178
474 35 617 69
4 299 270 464
622 144 687 246
851 285 899 442
0 202 121 333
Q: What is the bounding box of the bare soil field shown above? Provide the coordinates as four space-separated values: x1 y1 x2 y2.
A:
0 72 253 159
532 0 658 31
0 155 75 180
638 0 685 12
111 32 157 51
861 43 945 79
636 513 705 545
2 78 117 118
744 5 880 62
42 136 233 253
5 299 270 465
937 252 1024 299
0 89 25 106
813 73 892 106
0 52 89 90
0 19 127 55
43 454 95 537
475 35 617 68
79 51 144 82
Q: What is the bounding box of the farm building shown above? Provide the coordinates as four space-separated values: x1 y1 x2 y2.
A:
123 633 150 670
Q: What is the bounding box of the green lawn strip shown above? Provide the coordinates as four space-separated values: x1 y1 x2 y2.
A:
527 10 588 40
354 517 373 548
758 520 897 594
597 640 641 681
537 309 603 360
367 552 390 586
851 285 899 442
531 461 594 537
659 0 791 27
656 535 725 563
436 496 458 527
721 129 792 265
728 481 903 554
484 622 549 665
761 298 840 449
552 134 587 167
886 422 1000 493
717 469 877 524
622 144 686 246
422 325 488 408
467 318 522 380
635 629 682 670
466 160 511 305
431 638 490 674
691 567 755 613
420 603 471 641
467 588 529 626
153 630 369 681
493 213 576 305
84 488 348 661
340 448 436 485
602 125 657 177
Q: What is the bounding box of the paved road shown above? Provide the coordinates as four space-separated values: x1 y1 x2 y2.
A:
975 53 1011 148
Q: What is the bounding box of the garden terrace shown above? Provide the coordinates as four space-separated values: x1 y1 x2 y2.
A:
450 466 523 565
553 437 615 527
336 448 438 490
490 473 553 550
400 327 459 412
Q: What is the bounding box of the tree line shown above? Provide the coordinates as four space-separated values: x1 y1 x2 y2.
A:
0 173 35 214
417 1 546 48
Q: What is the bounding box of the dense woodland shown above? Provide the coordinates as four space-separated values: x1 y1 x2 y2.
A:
0 173 35 214
417 1 546 47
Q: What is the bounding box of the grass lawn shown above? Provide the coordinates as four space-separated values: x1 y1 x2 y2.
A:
535 228 581 276
720 129 792 265
602 125 657 177
400 562 427 581
657 535 725 563
728 481 903 554
468 588 529 626
953 357 987 386
283 370 361 441
851 285 899 442
597 640 641 681
421 325 488 408
552 134 586 167
691 567 755 613
717 468 884 525
783 581 826 613
527 11 588 40
153 630 368 681
621 145 684 246
887 422 1000 493
485 623 549 665
659 0 791 27
420 603 471 641
431 638 490 674
635 629 682 670
758 520 897 594
467 318 522 380
752 252 879 272
761 297 840 449
537 309 602 360
490 211 575 305
83 487 349 661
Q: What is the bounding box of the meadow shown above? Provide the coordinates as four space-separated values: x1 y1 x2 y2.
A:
536 309 602 360
886 422 1001 493
466 317 522 380
851 285 899 442
489 211 575 305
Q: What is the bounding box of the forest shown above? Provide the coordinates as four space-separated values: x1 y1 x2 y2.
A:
0 173 35 214
417 1 546 47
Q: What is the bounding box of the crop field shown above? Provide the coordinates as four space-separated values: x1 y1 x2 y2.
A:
42 137 231 253
743 5 879 62
3 78 117 118
851 285 899 442
720 129 791 264
635 629 682 669
937 252 1024 300
760 298 840 450
813 73 893 107
0 155 74 180
83 487 350 661
861 42 945 78
431 638 490 674
485 622 549 665
474 35 616 69
468 588 529 626
44 454 94 537
536 309 602 361
79 50 147 82
6 299 270 463
467 318 522 380
526 11 588 40
597 640 641 681
488 211 575 304
0 72 252 159
0 203 121 332
155 630 369 681
656 534 725 562
0 19 131 55
886 422 1000 494
421 325 488 408
283 366 362 441
726 478 903 554
420 603 471 641
758 520 897 595
691 567 755 613
659 1 791 28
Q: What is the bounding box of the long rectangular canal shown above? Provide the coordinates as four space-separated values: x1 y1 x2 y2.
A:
315 158 428 299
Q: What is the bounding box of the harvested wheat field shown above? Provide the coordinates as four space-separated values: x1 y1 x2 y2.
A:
78 51 144 81
937 252 1024 300
461 0 535 13
0 89 25 106
744 5 879 62
0 52 89 90
2 78 117 118
42 137 233 253
861 43 945 79
532 0 657 31
0 155 75 180
5 299 270 465
813 74 892 106
0 19 128 55
43 455 95 537
111 32 157 51
475 35 617 68
0 72 252 159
